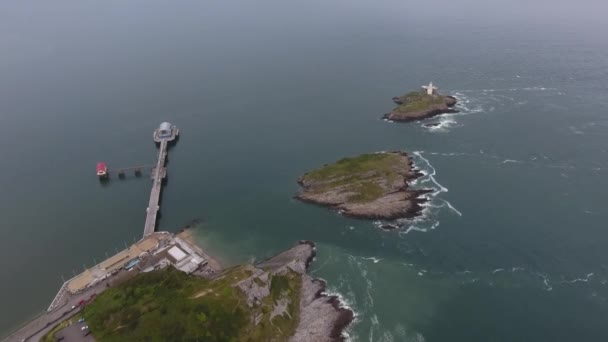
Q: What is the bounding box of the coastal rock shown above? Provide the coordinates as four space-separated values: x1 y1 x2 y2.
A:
291 276 354 342
296 152 430 220
256 241 354 342
384 91 458 122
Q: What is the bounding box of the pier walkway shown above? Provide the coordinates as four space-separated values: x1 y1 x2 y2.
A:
143 122 178 237
143 139 167 236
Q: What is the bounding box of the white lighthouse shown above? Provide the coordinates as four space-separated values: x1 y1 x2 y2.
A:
422 82 438 95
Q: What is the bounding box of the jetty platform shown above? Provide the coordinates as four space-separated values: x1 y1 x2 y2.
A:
143 122 178 237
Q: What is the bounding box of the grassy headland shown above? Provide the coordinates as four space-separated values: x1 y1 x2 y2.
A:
384 90 458 122
301 153 403 203
297 152 429 219
81 266 302 342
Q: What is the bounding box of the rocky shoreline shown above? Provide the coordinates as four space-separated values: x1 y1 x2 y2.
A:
384 92 458 122
296 151 430 220
256 241 354 342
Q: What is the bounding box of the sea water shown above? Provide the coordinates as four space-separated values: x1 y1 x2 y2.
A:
1 1 607 340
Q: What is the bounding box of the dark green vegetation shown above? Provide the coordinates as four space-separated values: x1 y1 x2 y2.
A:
301 153 403 203
394 91 448 113
80 267 302 342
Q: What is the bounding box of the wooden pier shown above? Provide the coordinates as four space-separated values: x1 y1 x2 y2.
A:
109 165 154 177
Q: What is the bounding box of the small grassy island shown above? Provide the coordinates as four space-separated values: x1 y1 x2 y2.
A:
384 90 458 122
65 242 352 342
296 152 430 220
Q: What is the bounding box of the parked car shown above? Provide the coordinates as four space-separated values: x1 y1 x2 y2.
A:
78 318 85 323
81 325 88 331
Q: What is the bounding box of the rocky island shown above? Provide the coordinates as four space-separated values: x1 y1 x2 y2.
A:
57 241 352 342
384 83 458 122
296 152 430 220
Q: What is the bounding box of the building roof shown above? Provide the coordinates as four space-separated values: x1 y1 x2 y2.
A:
159 122 172 132
168 246 187 262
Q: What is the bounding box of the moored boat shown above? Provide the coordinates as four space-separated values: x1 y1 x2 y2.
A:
96 162 108 177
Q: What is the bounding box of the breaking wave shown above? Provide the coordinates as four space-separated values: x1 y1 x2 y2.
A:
422 86 560 132
372 151 461 235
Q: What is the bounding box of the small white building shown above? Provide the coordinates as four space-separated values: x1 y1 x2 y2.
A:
422 82 438 95
158 122 172 138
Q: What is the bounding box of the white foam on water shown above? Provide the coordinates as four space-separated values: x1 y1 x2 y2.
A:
362 257 382 264
413 151 449 196
534 272 553 291
569 126 585 135
348 255 375 308
561 273 594 284
492 268 505 274
456 86 557 93
457 270 473 275
413 333 427 342
428 152 466 157
369 314 380 342
422 117 458 133
404 225 428 235
522 86 556 91
442 199 463 216
378 151 461 235
321 287 358 314
342 331 354 342
450 92 484 115
323 285 360 342
378 331 395 342
511 267 525 272
500 159 523 164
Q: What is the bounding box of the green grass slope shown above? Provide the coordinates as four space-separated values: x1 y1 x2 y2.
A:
81 266 301 342
395 91 447 113
300 152 404 203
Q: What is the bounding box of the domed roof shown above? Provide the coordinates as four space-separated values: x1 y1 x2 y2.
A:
159 122 172 132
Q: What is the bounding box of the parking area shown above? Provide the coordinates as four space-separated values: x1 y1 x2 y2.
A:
54 321 96 342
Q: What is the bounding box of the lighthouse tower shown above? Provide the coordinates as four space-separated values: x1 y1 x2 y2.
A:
422 82 438 95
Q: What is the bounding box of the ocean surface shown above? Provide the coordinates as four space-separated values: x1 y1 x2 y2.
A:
1 1 608 340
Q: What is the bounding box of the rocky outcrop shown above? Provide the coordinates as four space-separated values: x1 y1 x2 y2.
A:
230 241 354 341
292 275 354 342
384 92 458 122
256 241 354 342
296 152 430 220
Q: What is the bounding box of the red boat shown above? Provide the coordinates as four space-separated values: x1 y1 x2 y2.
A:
96 162 108 177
